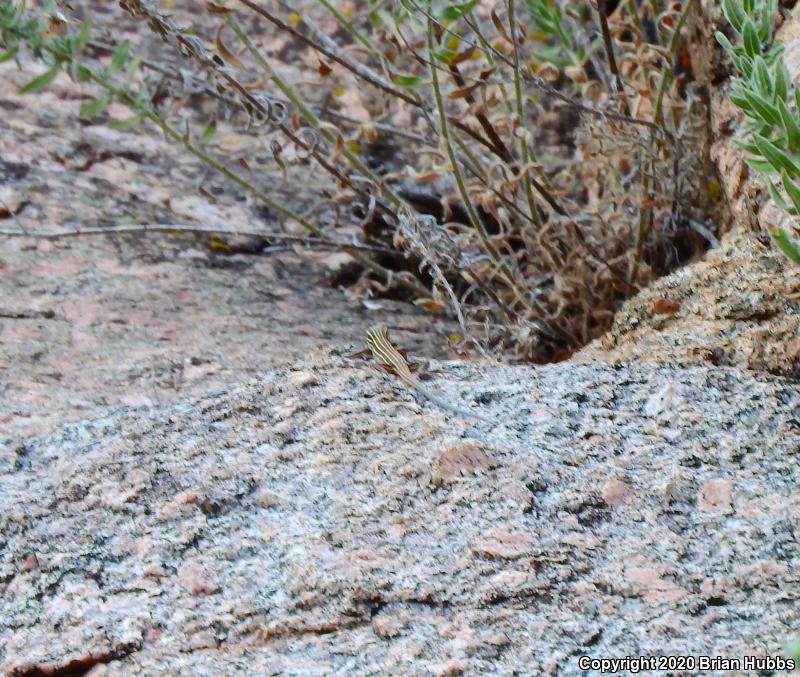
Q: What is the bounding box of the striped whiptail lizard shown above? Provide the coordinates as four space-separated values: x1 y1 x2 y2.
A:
366 325 493 423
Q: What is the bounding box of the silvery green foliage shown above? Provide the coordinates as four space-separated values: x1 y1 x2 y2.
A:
717 0 800 264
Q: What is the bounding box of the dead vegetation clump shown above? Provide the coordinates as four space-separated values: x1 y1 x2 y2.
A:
3 0 723 361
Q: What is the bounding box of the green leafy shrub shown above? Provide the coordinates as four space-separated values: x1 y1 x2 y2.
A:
717 0 800 264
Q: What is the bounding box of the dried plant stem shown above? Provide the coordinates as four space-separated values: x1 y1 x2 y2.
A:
446 61 512 164
0 223 398 254
313 0 383 62
397 0 673 140
235 0 420 107
454 136 489 183
115 0 399 221
73 62 428 296
86 39 428 144
451 139 551 229
426 12 502 269
231 7 534 224
652 0 694 127
388 18 520 159
465 9 513 113
228 14 405 212
629 0 694 284
272 0 539 164
426 6 566 341
596 0 631 117
164 121 424 294
397 7 565 218
100 1 432 296
507 0 542 228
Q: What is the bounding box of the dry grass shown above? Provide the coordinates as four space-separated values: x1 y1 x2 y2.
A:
5 0 723 361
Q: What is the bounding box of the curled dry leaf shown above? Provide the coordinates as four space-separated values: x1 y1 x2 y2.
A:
271 140 288 182
491 10 511 45
537 63 560 80
215 25 245 69
409 170 441 183
241 77 264 91
451 48 476 65
515 20 527 45
206 2 232 13
415 298 448 314
46 13 69 37
448 83 482 100
329 133 345 164
359 124 378 144
565 65 589 83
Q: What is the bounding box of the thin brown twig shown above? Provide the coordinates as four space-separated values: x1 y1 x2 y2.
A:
392 18 569 217
86 39 431 144
249 0 535 164
0 223 402 254
406 3 675 141
446 61 514 164
118 0 400 220
596 0 632 117
390 0 674 141
236 0 420 107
